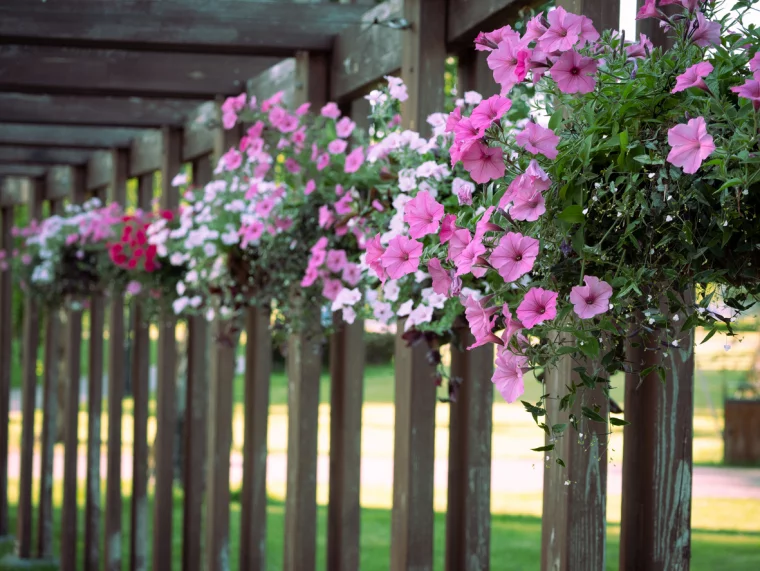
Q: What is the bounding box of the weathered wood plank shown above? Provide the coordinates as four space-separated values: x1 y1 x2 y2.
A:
0 205 12 537
60 166 85 571
129 173 153 571
0 123 151 150
86 151 112 193
0 146 92 166
181 158 211 571
724 400 760 464
239 306 272 571
152 127 182 571
620 298 695 571
37 199 64 560
447 0 544 48
0 165 47 180
247 60 297 110
445 331 493 571
44 166 73 201
0 1 368 55
327 316 365 571
0 93 202 128
0 45 281 99
182 104 216 162
104 148 128 571
129 131 162 179
16 176 43 558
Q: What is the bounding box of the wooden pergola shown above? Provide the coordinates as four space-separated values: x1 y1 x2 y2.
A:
0 2 694 571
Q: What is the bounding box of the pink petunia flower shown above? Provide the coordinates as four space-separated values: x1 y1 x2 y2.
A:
515 121 559 159
550 50 598 94
321 102 341 119
461 142 506 184
404 190 444 239
489 232 539 282
445 107 462 133
328 139 348 155
440 214 457 244
470 95 512 130
453 177 476 205
750 52 760 76
516 287 558 329
538 7 583 52
626 33 653 59
326 249 348 273
222 148 242 171
336 117 356 138
666 116 715 174
493 347 528 403
344 147 365 173
381 235 423 279
569 275 613 319
295 102 311 116
284 158 301 174
487 39 531 93
317 153 330 171
510 188 546 221
453 118 486 147
301 266 319 288
500 304 524 346
318 205 335 229
672 62 713 94
304 179 316 196
690 12 721 48
523 15 548 43
448 228 472 263
636 0 658 20
334 194 353 216
578 16 599 45
731 79 760 111
474 206 502 240
428 258 452 296
365 235 386 280
342 263 362 286
454 238 487 277
462 294 501 348
322 278 343 301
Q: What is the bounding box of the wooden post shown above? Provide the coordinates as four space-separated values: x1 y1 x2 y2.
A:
61 166 86 571
326 316 365 571
445 330 494 571
152 126 182 571
390 2 445 569
104 147 128 571
37 198 64 559
239 306 272 571
17 176 43 558
130 173 152 571
182 157 210 571
620 295 694 571
0 204 13 537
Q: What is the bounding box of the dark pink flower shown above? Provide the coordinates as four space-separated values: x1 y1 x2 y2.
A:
523 15 548 42
453 117 486 146
538 7 583 52
448 228 472 262
626 33 653 59
489 232 539 283
690 12 721 48
365 234 386 280
550 50 598 94
470 95 512 130
404 190 444 239
428 258 452 296
731 79 760 111
487 38 531 92
500 304 523 346
319 205 334 229
515 121 559 159
336 117 356 138
344 147 365 173
322 278 343 301
304 179 316 196
334 194 353 215
462 294 501 348
666 116 715 174
445 107 462 133
636 0 658 20
317 153 330 171
510 188 546 221
222 93 246 114
569 275 613 319
326 249 347 273
516 287 558 329
454 238 486 276
381 235 423 279
285 158 301 174
261 91 284 112
672 61 713 94
222 148 242 171
493 348 528 403
461 142 506 184
328 139 348 155
342 263 362 286
321 102 341 119
440 214 457 244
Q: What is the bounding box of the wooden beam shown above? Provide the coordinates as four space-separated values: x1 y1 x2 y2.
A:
44 166 73 201
183 103 216 162
247 60 297 110
0 146 92 165
0 1 368 55
87 151 113 192
0 44 281 99
330 0 402 102
129 131 163 178
0 165 46 179
447 0 544 48
0 93 202 128
0 176 30 206
0 123 152 150
0 203 12 536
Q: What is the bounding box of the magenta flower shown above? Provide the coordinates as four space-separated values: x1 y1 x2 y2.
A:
626 33 653 59
222 148 242 171
342 263 362 286
326 249 348 273
578 16 599 45
474 206 502 240
487 38 530 92
301 266 319 288
523 15 548 42
328 139 348 155
515 121 559 159
365 234 386 280
448 228 472 263
500 304 524 346
672 62 713 94
516 287 558 329
666 116 715 174
453 118 486 147
489 232 539 283
445 107 462 133
381 235 423 279
750 53 760 75
510 189 546 221
635 0 658 20
404 190 444 239
318 205 334 229
344 147 365 173
463 294 501 348
461 142 506 184
470 95 512 130
538 7 583 52
304 179 316 196
550 50 598 95
731 79 760 111
454 238 487 277
428 258 452 296
493 348 528 403
321 102 341 120
500 160 552 210
690 12 721 48
569 275 613 319
453 177 475 206
440 214 457 244
317 153 330 171
285 158 301 174
336 117 356 138
334 194 353 215
126 281 142 296
322 278 343 301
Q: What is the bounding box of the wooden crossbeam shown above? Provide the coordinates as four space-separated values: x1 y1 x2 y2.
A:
0 123 154 150
0 45 281 99
0 146 92 165
0 0 368 55
447 0 544 48
0 165 46 179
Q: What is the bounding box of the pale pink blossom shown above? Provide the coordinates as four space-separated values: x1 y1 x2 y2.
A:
470 95 512 130
318 205 334 229
448 228 472 263
440 215 457 244
635 0 658 20
453 177 476 206
454 238 486 277
322 278 343 300
126 281 142 295
386 76 408 101
500 304 523 345
510 188 546 221
578 16 599 45
445 107 462 133
690 12 721 48
523 15 548 42
336 117 356 138
222 112 237 130
428 258 452 296
550 50 598 94
731 79 760 111
461 142 506 184
539 7 583 52
365 235 386 280
474 206 502 240
326 249 348 273
261 91 284 112
625 33 653 59
493 348 528 403
569 276 613 319
344 147 365 173
516 287 558 329
672 62 713 94
489 232 539 282
515 122 559 159
328 139 348 155
666 116 715 174
463 294 500 348
342 263 362 286
295 102 311 116
304 179 316 196
404 190 444 239
381 235 423 279
321 102 341 119
222 148 242 171
317 153 330 171
487 38 530 92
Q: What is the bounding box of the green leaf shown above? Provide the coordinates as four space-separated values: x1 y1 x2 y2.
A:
701 327 718 344
556 346 577 355
556 458 566 467
548 108 564 131
581 406 606 423
610 417 630 426
552 423 568 434
532 444 555 452
558 205 585 224
578 337 600 358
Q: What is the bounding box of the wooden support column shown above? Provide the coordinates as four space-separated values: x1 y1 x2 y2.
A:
37 198 64 559
620 295 694 571
326 316 365 571
16 177 44 558
105 147 128 571
61 166 86 571
390 2 445 570
152 126 182 571
130 173 153 571
0 204 13 537
182 156 210 571
239 306 272 571
445 331 494 571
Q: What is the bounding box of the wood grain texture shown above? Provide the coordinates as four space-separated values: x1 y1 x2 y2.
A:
86 151 112 193
446 331 493 571
128 131 162 178
0 146 92 166
239 306 272 571
0 206 12 536
295 52 329 110
327 316 365 571
0 123 151 151
16 177 43 558
724 400 760 464
247 60 297 111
